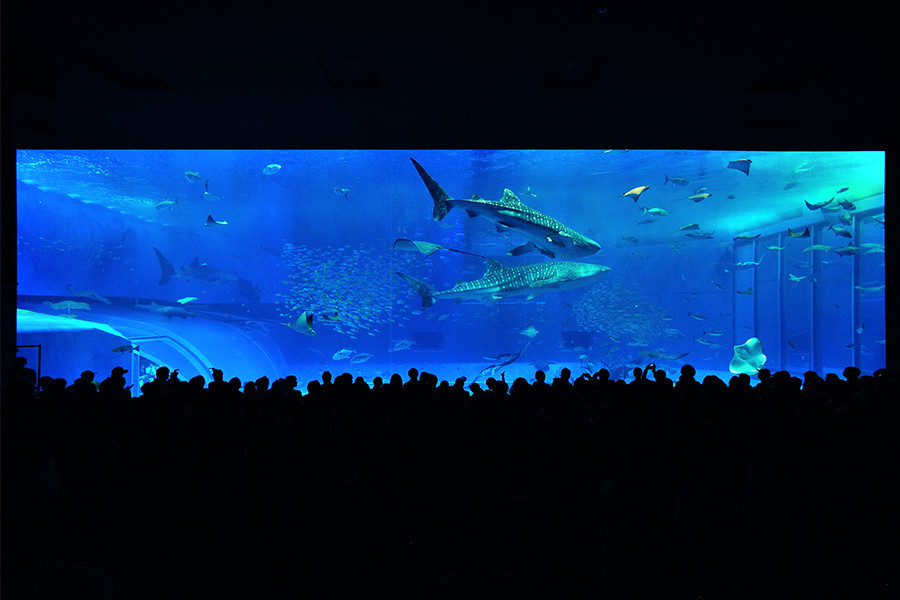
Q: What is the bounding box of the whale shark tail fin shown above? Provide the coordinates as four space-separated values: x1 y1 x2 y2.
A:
410 158 453 221
153 247 176 286
396 271 437 309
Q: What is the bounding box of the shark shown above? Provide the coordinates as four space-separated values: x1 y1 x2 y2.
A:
474 342 531 382
135 299 195 319
397 258 610 309
154 247 261 302
410 158 601 259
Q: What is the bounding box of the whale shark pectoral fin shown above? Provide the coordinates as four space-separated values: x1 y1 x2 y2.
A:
508 242 537 256
547 234 568 247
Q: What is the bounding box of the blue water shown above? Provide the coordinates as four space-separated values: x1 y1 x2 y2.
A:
16 150 885 388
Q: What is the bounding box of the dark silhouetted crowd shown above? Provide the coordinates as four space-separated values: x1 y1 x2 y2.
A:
3 356 899 599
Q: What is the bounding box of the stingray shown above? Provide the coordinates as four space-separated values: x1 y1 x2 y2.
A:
205 214 228 227
729 337 766 375
805 198 833 210
622 186 650 202
43 300 91 313
392 238 483 257
727 159 752 175
787 226 810 238
286 311 316 336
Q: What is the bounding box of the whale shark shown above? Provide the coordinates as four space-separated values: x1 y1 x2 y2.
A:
397 258 610 309
410 158 601 259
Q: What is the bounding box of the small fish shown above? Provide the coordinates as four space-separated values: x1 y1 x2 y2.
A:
524 186 538 197
764 245 787 251
787 226 810 238
112 344 139 354
664 174 689 186
788 274 807 282
320 312 343 322
349 352 373 364
726 194 736 199
711 281 722 290
854 285 885 292
727 158 752 175
519 325 540 338
621 235 639 244
636 218 658 225
856 323 865 334
733 233 760 241
688 312 707 321
737 286 755 295
388 339 415 352
694 337 723 348
202 192 222 201
784 181 798 190
642 207 668 216
688 192 711 202
685 230 714 239
332 348 355 360
679 223 700 231
176 297 198 305
836 187 849 194
155 198 179 210
805 198 833 210
706 329 727 336
205 214 228 227
263 163 282 176
334 187 350 199
622 186 650 202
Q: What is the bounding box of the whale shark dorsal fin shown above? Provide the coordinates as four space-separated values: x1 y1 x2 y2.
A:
190 257 201 268
501 189 525 205
484 258 508 276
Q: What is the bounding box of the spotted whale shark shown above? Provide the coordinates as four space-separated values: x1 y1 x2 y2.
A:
410 158 601 259
397 258 610 308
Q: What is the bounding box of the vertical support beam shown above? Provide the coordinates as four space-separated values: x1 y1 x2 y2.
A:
851 214 862 367
778 232 785 371
810 224 817 374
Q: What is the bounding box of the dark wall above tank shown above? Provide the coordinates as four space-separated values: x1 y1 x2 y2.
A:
1 0 895 150
2 0 896 373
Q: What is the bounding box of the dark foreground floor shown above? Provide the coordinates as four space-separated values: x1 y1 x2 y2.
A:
4 365 899 599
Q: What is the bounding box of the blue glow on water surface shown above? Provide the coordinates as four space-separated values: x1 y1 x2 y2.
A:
16 150 885 388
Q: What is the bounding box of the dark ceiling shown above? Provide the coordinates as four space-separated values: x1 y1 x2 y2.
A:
2 0 895 150
0 0 896 370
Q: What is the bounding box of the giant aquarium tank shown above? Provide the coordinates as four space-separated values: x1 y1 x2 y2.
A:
16 150 885 389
